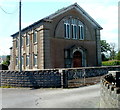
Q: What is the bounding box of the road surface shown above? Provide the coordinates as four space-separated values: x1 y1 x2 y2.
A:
1 84 100 108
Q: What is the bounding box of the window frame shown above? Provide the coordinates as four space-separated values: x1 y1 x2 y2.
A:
71 24 77 39
16 57 18 66
64 23 70 39
26 34 30 46
26 55 29 66
22 37 24 47
33 31 37 43
33 54 37 67
78 25 84 40
16 39 18 48
64 18 85 40
22 56 24 66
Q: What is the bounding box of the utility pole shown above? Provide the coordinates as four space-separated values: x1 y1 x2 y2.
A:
18 0 22 72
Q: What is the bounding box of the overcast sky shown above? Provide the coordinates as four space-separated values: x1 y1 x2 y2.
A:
0 0 119 55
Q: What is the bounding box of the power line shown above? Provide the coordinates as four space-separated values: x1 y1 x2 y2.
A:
0 4 18 14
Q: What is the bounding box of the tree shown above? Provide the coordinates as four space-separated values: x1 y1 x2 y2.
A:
100 40 111 61
109 43 117 60
2 55 10 66
117 51 120 60
100 40 111 53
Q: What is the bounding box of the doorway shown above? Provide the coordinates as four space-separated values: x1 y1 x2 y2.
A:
73 51 82 67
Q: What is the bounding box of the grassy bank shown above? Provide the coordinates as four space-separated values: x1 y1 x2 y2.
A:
102 60 120 66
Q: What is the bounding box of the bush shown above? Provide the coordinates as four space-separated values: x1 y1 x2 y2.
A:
117 51 120 60
102 60 120 66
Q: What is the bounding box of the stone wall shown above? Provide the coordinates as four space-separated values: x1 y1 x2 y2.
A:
100 71 120 108
63 66 120 80
0 70 61 88
0 66 120 88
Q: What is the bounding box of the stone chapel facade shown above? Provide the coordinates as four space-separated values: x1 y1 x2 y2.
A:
10 3 102 70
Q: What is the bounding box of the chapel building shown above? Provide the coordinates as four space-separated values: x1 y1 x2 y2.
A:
9 3 102 70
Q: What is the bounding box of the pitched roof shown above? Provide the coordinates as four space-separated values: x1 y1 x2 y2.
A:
44 3 103 29
11 3 102 37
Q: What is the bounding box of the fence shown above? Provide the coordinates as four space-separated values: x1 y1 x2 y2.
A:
0 66 120 88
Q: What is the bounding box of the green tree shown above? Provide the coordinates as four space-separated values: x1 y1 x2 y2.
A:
2 55 10 66
109 43 116 60
100 40 111 61
117 51 120 60
100 40 111 53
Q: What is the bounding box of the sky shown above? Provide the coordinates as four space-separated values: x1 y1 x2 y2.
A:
0 0 119 55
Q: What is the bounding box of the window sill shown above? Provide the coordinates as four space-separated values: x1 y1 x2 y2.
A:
33 42 38 45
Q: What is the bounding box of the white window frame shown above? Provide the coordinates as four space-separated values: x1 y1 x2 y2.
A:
64 23 70 39
64 18 84 40
22 56 24 66
22 37 24 47
26 55 29 66
78 25 84 40
33 31 37 43
26 34 30 46
71 24 77 39
33 54 37 67
16 57 18 66
16 39 18 48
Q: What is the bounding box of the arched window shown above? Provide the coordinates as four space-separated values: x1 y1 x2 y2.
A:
64 19 70 39
64 17 84 40
78 21 84 40
71 19 77 39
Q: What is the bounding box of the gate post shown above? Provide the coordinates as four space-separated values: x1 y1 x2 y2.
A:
63 70 68 88
116 72 120 87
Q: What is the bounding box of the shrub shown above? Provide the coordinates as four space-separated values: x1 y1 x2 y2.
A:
102 60 120 66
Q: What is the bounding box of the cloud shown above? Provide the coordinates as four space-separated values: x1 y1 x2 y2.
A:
78 1 118 46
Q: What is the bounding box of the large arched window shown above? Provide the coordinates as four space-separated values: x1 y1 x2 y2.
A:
64 19 70 39
71 19 77 39
78 21 84 40
64 17 84 40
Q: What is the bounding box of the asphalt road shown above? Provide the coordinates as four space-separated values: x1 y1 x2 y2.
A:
1 84 100 108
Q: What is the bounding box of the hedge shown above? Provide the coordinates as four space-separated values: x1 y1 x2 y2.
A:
102 60 120 66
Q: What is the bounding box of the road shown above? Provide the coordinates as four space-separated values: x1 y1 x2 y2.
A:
1 84 100 108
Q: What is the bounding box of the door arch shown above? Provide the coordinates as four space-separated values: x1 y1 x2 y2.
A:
73 51 82 67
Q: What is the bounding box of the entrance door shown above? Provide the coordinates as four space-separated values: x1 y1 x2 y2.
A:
73 51 82 67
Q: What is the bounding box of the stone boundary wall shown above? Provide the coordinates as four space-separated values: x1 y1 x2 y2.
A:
100 71 120 108
0 70 61 88
0 66 120 88
63 66 120 80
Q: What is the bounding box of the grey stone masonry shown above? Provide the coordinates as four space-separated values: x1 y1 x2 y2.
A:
0 66 120 88
100 71 120 109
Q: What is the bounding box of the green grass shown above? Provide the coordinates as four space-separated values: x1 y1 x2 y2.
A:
102 60 120 66
0 85 14 88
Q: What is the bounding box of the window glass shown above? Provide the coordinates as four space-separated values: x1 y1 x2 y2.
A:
64 23 70 39
16 40 18 48
81 26 84 39
33 54 37 66
16 57 18 66
33 31 37 43
22 56 24 66
74 25 77 39
78 25 84 40
22 37 24 47
26 34 30 45
26 55 29 66
64 18 84 40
